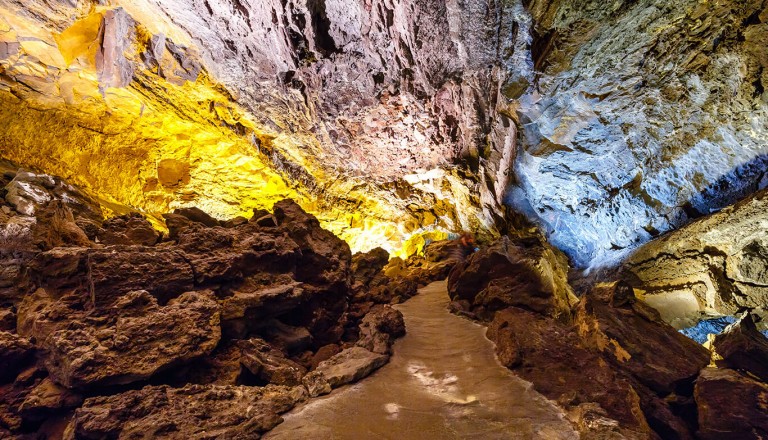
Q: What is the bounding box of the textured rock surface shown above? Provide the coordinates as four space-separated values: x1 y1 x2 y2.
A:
694 368 768 440
621 188 768 328
509 0 768 267
315 346 389 388
713 313 768 383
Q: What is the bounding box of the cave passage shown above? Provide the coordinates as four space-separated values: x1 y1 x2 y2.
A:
265 281 577 440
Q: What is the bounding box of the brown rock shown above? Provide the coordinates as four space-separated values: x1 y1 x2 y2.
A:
694 367 768 439
487 307 650 434
356 305 405 355
173 206 219 227
0 308 15 332
302 371 331 397
309 344 342 370
448 234 577 321
577 282 711 394
0 331 33 382
97 213 160 246
18 377 82 421
67 384 307 439
221 282 307 338
714 312 768 383
240 338 306 386
315 346 388 389
351 247 389 290
42 290 220 388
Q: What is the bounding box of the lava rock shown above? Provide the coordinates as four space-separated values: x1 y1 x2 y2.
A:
714 312 768 382
240 338 306 386
694 367 768 439
172 206 220 227
448 234 577 320
315 346 388 389
0 331 34 382
37 290 220 388
356 305 406 355
66 384 307 439
97 213 160 246
577 282 711 394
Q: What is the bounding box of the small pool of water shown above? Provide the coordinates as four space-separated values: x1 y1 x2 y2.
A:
265 281 578 440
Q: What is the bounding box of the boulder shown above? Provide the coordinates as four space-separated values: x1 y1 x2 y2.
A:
694 367 768 439
172 206 220 227
448 234 577 321
221 282 307 338
240 338 306 386
66 384 307 439
714 312 768 382
97 213 160 246
577 282 711 394
18 378 82 421
356 305 406 355
351 247 389 291
486 307 651 435
301 371 331 398
0 332 33 382
39 290 220 388
315 346 388 388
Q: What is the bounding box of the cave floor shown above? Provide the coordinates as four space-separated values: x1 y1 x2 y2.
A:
265 281 578 440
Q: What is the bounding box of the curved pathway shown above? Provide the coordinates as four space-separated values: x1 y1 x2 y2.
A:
265 280 578 440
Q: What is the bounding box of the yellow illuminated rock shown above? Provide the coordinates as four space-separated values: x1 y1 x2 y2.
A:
0 3 496 257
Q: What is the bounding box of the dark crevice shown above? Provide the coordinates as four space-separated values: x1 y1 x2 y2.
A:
306 0 340 56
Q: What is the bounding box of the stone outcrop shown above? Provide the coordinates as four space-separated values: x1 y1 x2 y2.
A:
694 368 768 439
713 313 768 383
0 170 409 438
621 188 768 329
451 236 715 439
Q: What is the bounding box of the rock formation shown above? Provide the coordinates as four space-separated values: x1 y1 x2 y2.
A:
0 165 412 438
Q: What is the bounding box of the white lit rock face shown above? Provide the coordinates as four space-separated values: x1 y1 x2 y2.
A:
509 0 768 267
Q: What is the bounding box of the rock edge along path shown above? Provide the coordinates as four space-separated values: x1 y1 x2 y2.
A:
265 281 577 439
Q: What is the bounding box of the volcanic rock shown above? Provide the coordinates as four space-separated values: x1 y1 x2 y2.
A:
97 213 160 246
240 338 306 386
356 305 406 355
315 346 389 389
66 384 307 439
694 367 768 439
0 331 34 382
713 312 768 383
576 282 711 394
448 234 577 321
34 290 220 388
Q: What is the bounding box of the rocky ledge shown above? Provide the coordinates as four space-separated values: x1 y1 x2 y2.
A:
0 166 453 439
448 230 768 439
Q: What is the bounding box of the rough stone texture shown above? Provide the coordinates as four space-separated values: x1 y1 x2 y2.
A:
240 338 306 386
694 368 768 440
356 305 406 355
97 213 160 246
714 313 768 383
576 282 711 395
510 0 768 267
0 331 34 382
315 346 389 388
621 188 768 329
35 290 220 388
66 384 307 440
448 234 577 321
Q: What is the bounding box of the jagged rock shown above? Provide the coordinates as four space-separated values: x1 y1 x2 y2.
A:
714 313 768 382
4 171 101 222
694 368 768 439
30 245 195 307
221 282 307 338
302 371 331 398
97 213 160 246
18 378 82 421
356 305 406 355
622 189 768 328
0 308 15 331
448 234 577 321
0 332 33 382
240 338 306 386
351 247 389 291
315 346 388 389
577 282 710 394
259 320 312 356
66 384 307 439
37 290 220 388
486 307 650 436
173 207 220 227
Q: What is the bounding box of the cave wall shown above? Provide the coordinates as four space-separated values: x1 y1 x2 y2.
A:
507 0 768 267
1 0 767 264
